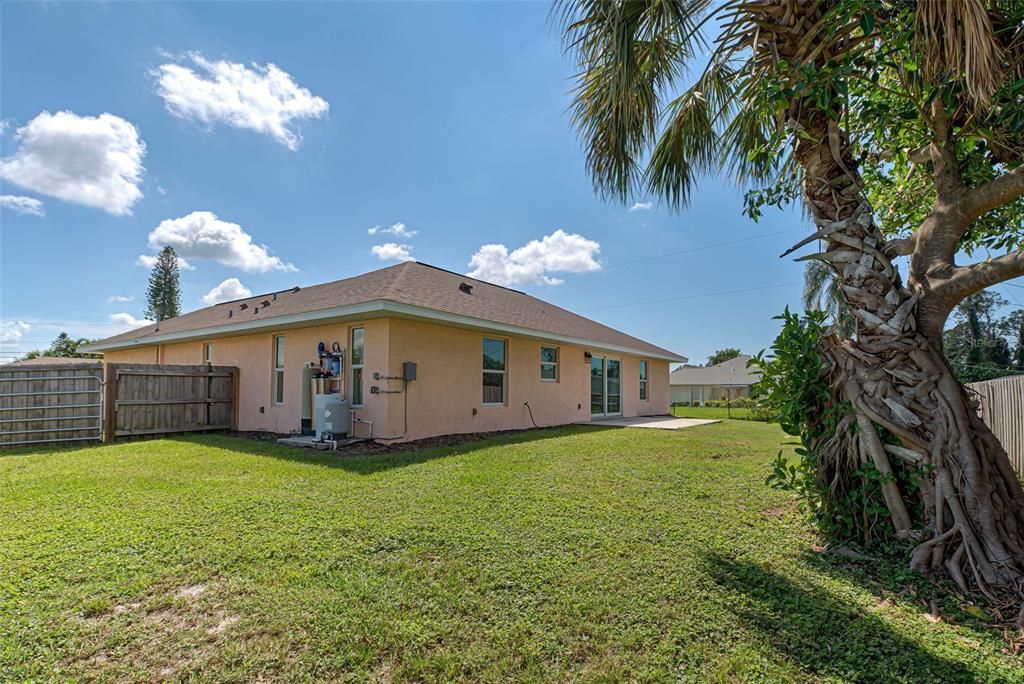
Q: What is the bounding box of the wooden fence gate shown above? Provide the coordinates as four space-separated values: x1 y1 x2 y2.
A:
0 362 105 447
105 363 238 440
968 375 1024 478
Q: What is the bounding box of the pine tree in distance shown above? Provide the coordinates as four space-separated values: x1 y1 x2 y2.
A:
144 246 182 322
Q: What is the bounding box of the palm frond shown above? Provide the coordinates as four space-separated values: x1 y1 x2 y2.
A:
644 67 722 208
914 0 1003 108
559 0 714 203
803 260 855 338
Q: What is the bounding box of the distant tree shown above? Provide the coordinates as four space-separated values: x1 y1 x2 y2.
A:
944 292 1019 382
706 348 742 367
802 262 855 338
18 332 97 361
145 246 182 322
1003 309 1024 369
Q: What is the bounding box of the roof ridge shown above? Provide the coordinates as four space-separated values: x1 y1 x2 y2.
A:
403 261 531 297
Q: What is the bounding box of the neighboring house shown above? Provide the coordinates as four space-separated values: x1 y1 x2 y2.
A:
3 356 100 367
83 262 686 442
669 354 760 406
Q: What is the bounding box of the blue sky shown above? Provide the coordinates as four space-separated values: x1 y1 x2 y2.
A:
2 1 1017 365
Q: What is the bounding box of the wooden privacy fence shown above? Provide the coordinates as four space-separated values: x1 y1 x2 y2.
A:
0 362 105 447
968 375 1024 478
105 363 238 440
0 362 240 447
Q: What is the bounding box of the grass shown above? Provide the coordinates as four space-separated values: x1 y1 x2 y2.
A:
671 404 756 420
2 422 1022 682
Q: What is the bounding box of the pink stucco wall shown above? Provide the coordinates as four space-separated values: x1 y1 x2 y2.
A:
103 315 671 441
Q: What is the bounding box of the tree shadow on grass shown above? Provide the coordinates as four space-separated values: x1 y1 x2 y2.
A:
172 424 619 476
701 550 983 683
793 548 1015 652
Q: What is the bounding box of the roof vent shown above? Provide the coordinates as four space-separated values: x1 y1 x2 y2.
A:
261 300 271 307
228 310 233 319
459 282 473 295
239 303 248 310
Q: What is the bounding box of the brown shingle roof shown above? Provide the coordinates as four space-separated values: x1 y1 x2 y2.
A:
1 356 102 368
86 262 685 360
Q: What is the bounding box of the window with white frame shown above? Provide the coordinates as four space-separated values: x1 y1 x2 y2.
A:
272 335 285 404
483 337 506 404
203 343 212 365
639 360 649 401
540 346 558 381
351 327 364 406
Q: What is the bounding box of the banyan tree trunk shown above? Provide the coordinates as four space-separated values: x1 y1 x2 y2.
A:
792 111 1024 612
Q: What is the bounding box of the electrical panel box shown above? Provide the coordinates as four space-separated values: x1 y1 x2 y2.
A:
402 362 417 381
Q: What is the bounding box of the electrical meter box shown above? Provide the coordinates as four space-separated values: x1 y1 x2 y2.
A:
402 362 417 381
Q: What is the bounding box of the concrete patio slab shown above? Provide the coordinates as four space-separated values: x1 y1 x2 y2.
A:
277 435 365 449
578 415 720 430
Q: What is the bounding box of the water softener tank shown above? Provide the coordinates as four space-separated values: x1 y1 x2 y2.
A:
315 394 350 440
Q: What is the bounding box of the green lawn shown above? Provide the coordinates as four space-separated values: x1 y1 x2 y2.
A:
2 423 1021 682
671 404 756 420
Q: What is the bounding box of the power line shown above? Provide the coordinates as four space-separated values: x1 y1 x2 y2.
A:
949 360 1024 375
602 228 803 270
5 320 132 328
584 282 800 312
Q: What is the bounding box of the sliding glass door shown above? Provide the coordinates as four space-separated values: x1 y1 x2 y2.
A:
591 356 605 415
590 356 622 417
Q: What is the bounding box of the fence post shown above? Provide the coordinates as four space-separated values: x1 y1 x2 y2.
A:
230 367 240 431
104 363 118 443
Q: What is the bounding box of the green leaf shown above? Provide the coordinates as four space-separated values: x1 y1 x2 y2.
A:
859 13 874 36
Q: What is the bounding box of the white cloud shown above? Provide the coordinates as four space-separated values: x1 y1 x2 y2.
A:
152 52 329 150
145 211 295 273
0 320 31 346
0 111 145 215
629 201 654 212
109 313 154 328
368 222 417 239
467 229 601 286
136 253 195 271
107 294 135 303
201 277 252 305
371 243 415 262
0 195 44 216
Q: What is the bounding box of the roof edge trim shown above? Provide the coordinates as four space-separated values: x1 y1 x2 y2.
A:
81 299 687 362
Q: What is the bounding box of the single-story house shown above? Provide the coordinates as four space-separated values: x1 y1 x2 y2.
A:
2 356 100 367
83 262 686 442
669 354 759 406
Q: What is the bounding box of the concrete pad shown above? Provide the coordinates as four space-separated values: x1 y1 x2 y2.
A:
276 435 363 449
578 416 720 430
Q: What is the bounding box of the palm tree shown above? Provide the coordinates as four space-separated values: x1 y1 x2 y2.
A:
558 0 1024 604
802 262 854 338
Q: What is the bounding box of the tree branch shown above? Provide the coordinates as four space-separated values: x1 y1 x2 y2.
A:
927 102 965 205
961 165 1024 226
883 235 916 257
935 250 1024 301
